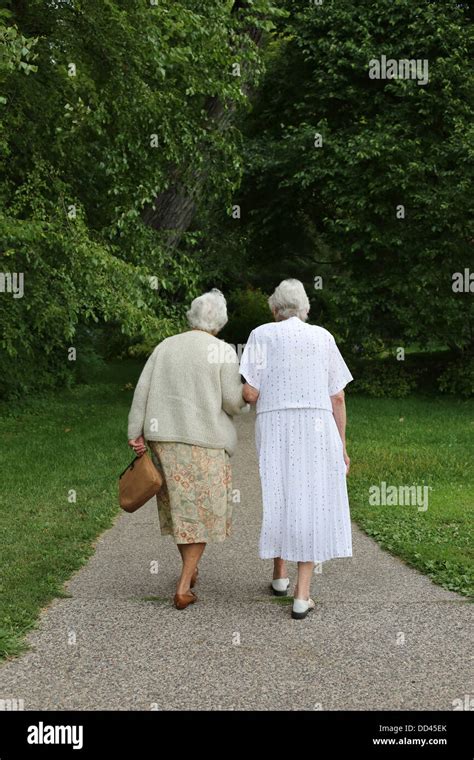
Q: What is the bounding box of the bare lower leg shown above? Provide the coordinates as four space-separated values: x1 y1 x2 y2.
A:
273 557 287 580
176 543 206 595
295 561 314 601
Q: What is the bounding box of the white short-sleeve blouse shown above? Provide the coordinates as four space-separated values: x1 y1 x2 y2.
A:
239 317 353 413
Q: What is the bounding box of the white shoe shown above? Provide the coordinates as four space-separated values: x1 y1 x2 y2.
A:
270 578 290 596
292 598 316 620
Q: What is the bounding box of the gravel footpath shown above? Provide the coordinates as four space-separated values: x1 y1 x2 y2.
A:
0 411 471 710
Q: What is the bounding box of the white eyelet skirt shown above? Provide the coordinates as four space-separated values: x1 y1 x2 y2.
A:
256 408 353 563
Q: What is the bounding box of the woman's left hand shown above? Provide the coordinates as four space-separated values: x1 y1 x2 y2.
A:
128 436 147 456
243 382 259 404
343 449 351 475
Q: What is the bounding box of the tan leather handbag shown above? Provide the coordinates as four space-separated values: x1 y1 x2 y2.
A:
119 453 163 512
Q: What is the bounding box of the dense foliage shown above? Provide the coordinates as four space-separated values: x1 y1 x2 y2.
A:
0 0 278 396
204 0 473 393
1 1 472 397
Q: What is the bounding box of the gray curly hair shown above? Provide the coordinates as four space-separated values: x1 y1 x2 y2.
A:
186 288 228 333
268 279 310 321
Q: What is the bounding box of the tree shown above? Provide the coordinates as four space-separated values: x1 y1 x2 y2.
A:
0 0 276 396
219 0 473 363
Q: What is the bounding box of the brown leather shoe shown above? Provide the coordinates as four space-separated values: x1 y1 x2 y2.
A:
174 591 197 610
190 567 199 589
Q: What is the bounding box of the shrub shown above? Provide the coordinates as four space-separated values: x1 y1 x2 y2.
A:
438 356 474 398
352 360 420 398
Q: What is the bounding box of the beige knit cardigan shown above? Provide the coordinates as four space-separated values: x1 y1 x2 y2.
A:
127 330 248 456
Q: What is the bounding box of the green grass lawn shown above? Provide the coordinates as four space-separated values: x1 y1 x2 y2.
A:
0 364 472 660
348 396 473 598
0 361 142 659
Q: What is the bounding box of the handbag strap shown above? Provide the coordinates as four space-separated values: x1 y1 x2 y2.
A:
119 456 141 480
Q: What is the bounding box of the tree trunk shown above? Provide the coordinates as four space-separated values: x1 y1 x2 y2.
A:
142 1 263 246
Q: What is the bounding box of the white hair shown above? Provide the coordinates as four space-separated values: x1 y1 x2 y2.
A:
186 288 228 333
268 279 310 321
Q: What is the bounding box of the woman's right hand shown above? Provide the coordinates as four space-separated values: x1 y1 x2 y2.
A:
128 436 147 457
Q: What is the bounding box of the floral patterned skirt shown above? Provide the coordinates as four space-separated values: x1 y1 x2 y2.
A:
147 441 233 544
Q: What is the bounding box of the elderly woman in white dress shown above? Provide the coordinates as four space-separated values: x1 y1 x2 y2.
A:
240 279 353 619
128 289 247 610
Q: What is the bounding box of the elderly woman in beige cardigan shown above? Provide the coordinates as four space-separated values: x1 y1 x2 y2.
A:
128 289 247 610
